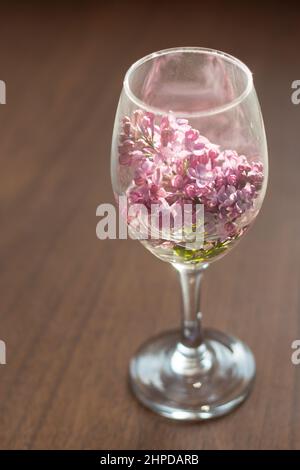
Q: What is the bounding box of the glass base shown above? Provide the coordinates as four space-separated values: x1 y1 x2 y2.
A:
129 328 255 421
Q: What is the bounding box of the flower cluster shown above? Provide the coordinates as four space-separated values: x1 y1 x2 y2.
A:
118 110 263 244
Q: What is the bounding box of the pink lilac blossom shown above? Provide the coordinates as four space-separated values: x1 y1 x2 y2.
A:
118 110 263 243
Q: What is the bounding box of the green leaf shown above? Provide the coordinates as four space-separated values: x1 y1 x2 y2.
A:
173 240 231 264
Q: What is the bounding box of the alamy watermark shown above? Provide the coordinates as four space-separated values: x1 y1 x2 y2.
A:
0 80 6 104
291 80 300 105
290 83 300 364
0 340 6 365
0 80 6 362
0 81 6 363
291 340 300 365
96 196 204 250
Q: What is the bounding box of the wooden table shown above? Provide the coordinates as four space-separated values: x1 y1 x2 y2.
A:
1 2 300 450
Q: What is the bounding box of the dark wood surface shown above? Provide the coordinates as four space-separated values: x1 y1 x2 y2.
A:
0 1 300 450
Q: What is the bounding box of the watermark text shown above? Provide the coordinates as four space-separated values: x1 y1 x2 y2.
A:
0 340 6 365
0 80 6 104
291 340 300 365
96 196 204 250
291 80 300 105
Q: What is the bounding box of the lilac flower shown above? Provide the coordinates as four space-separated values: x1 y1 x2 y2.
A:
184 183 198 198
187 163 214 188
118 110 264 243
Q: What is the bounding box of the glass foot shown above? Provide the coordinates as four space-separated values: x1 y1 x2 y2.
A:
129 328 255 421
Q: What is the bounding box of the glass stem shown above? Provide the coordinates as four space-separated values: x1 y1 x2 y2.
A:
171 265 212 377
176 266 205 349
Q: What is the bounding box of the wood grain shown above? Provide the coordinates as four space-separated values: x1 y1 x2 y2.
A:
0 1 300 450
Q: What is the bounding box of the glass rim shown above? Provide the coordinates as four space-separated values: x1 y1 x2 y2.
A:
123 46 254 118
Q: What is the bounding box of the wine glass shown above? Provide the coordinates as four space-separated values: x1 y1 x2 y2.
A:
111 47 268 420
